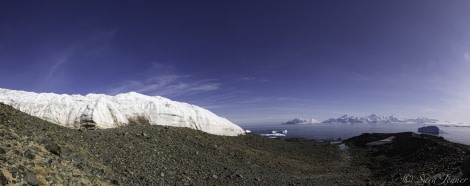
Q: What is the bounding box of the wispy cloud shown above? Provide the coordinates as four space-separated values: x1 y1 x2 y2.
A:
240 76 269 83
46 54 68 80
107 63 220 97
241 77 256 81
44 29 118 81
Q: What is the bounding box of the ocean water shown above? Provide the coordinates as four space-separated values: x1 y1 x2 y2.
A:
241 123 470 146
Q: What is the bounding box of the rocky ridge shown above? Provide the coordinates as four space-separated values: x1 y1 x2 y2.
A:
345 132 470 185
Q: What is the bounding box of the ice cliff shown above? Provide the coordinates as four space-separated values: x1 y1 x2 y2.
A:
0 88 245 136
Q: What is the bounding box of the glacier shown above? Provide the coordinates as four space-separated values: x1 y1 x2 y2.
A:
0 88 245 136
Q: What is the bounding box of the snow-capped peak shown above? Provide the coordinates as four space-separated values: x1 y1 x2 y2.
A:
282 118 320 125
340 114 351 118
0 88 245 136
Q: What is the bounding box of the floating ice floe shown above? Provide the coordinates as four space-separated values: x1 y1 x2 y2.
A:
259 130 287 138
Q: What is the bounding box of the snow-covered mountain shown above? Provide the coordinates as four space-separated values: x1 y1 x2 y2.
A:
403 117 439 124
321 114 438 124
0 88 245 136
282 118 320 125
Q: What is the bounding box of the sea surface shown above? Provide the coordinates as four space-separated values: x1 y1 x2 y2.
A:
241 123 470 146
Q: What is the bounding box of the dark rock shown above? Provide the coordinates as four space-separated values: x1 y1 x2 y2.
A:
25 170 39 186
463 155 470 177
69 180 85 186
43 140 61 156
10 132 20 140
0 147 6 154
0 171 8 186
111 179 119 185
24 149 35 159
10 167 17 174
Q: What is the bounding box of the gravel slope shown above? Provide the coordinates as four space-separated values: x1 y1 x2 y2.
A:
4 101 468 185
0 102 371 185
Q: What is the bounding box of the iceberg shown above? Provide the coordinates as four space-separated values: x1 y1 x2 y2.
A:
0 88 245 136
418 126 440 135
259 130 287 138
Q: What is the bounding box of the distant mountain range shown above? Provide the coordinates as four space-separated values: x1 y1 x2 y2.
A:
283 114 440 125
282 118 320 125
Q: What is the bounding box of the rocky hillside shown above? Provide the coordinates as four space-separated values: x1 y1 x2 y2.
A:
2 101 469 185
0 102 372 185
345 132 470 185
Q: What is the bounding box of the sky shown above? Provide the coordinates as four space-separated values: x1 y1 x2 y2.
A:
1 1 470 125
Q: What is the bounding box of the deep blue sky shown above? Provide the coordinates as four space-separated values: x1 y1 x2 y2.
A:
1 1 470 124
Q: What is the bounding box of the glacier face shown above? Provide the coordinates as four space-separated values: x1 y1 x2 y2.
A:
0 88 245 136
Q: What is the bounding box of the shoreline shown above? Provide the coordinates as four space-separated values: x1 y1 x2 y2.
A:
244 123 470 146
